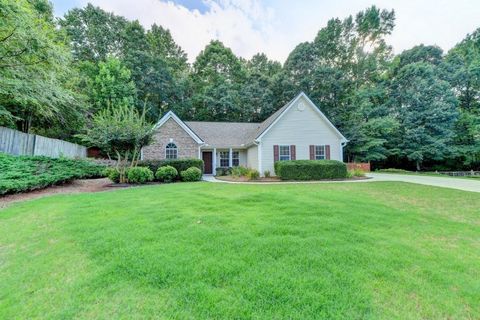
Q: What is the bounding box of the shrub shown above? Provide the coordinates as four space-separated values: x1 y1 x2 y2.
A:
0 153 105 195
156 165 178 183
274 160 347 180
230 166 249 177
264 170 271 178
180 167 202 182
104 167 120 183
352 168 365 177
247 169 260 180
346 170 354 178
139 158 203 176
215 167 231 176
126 166 154 184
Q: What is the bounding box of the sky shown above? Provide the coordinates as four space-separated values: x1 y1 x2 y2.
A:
51 0 480 63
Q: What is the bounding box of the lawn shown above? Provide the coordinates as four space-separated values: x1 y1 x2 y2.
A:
0 182 479 319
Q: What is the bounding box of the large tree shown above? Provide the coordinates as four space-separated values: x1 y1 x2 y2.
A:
0 0 84 135
388 63 458 170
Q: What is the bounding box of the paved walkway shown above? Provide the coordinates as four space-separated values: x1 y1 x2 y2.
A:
366 173 480 193
204 174 480 192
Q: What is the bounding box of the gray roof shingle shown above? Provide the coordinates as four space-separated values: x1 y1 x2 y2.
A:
184 93 300 148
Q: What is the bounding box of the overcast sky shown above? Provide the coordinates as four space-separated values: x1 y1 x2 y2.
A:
51 0 480 63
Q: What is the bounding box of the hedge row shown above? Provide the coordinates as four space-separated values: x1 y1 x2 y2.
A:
0 153 105 195
274 160 347 180
138 158 204 180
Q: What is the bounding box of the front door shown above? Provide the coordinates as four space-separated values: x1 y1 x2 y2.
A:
202 151 213 174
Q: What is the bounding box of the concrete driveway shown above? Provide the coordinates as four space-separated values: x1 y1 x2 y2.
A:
367 173 480 193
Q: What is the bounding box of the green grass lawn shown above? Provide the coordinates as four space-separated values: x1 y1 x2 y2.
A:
1 182 479 319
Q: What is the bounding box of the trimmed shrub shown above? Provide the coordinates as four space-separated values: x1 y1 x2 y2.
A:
156 165 178 183
215 167 232 176
180 167 202 182
126 166 154 184
139 158 203 176
247 169 260 180
0 153 105 195
274 160 347 180
104 167 120 183
230 166 249 177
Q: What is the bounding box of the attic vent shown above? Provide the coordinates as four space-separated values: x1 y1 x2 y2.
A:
297 102 305 111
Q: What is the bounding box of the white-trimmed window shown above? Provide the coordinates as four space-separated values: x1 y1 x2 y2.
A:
165 142 178 159
219 151 229 167
315 145 326 160
232 151 239 167
279 145 291 161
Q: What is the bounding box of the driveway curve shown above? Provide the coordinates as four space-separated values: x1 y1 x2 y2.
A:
367 173 480 193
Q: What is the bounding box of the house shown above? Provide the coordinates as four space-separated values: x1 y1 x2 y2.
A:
141 92 348 175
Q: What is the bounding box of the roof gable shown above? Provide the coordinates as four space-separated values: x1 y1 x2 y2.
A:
255 92 348 142
152 111 204 144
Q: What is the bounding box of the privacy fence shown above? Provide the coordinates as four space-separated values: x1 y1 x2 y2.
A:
0 126 86 159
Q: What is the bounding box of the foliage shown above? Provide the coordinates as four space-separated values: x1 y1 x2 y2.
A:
155 165 178 183
104 167 120 183
230 166 250 177
180 167 202 182
77 105 153 183
0 153 104 195
0 0 85 135
264 170 271 178
139 158 204 176
87 57 137 113
351 168 366 177
274 160 348 180
215 167 231 176
246 169 260 180
126 166 154 184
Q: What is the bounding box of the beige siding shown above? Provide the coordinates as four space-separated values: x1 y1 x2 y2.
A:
260 96 343 175
246 145 259 171
238 150 247 166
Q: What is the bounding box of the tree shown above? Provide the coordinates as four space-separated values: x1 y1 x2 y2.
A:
0 0 85 135
78 105 153 183
88 57 137 113
388 63 458 170
59 4 127 62
190 40 246 121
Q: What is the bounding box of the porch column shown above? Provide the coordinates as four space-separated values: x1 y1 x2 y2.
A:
213 148 217 171
229 148 233 167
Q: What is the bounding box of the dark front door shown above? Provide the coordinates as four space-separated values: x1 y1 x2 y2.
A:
202 151 213 174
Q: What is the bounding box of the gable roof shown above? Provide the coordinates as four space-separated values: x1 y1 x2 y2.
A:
256 92 348 142
152 92 347 148
153 111 204 144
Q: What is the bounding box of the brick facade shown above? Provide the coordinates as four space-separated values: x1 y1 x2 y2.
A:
142 118 199 160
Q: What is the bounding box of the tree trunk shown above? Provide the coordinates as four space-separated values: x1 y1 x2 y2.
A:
416 161 421 171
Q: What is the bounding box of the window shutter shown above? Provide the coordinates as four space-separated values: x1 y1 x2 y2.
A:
290 145 296 160
326 145 331 160
273 145 279 162
309 145 315 160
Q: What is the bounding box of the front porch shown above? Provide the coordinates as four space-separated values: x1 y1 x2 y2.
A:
201 147 246 174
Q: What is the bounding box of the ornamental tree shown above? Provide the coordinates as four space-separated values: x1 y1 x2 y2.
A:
78 105 153 183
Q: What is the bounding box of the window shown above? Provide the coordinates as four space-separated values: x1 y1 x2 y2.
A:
279 145 291 161
315 145 325 160
232 151 239 167
165 142 178 159
219 151 229 167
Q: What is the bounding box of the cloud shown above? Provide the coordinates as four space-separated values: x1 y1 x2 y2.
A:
73 0 480 63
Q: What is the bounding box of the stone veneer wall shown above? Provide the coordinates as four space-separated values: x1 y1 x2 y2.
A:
142 118 199 160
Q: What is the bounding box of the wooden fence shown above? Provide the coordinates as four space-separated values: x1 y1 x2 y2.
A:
0 126 86 158
347 162 371 172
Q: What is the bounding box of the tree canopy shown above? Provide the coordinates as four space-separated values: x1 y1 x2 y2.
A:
1 1 479 170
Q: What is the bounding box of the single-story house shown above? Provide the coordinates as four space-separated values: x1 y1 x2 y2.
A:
141 92 348 175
